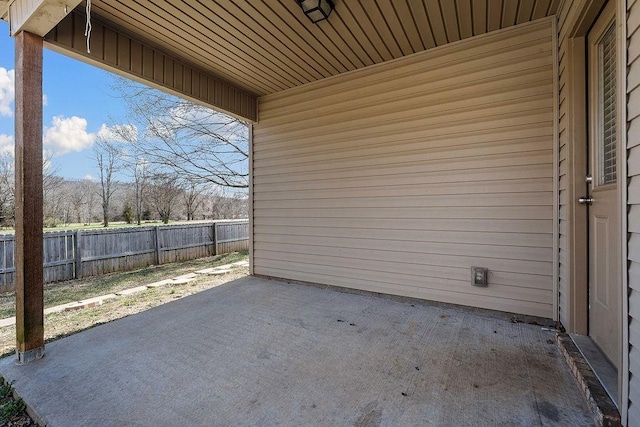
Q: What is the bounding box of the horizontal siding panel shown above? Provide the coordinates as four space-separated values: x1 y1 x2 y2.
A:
631 236 640 265
630 0 640 419
631 30 640 70
254 226 553 248
631 262 640 291
630 402 640 427
254 164 553 193
256 266 552 318
253 19 555 317
631 147 640 177
632 288 640 324
255 179 553 200
255 193 553 209
627 176 640 205
259 62 553 127
254 217 553 234
254 234 552 262
254 129 553 170
253 245 552 276
631 346 640 378
632 376 640 426
255 100 553 147
252 261 551 310
630 120 640 149
254 256 551 292
629 205 640 233
254 152 553 182
255 206 553 221
258 95 553 146
254 139 552 174
559 176 568 194
255 112 552 158
254 260 552 304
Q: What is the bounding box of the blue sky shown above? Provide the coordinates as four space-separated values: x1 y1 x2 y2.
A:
0 21 127 180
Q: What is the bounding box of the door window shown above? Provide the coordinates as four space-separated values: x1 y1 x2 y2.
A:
597 22 617 186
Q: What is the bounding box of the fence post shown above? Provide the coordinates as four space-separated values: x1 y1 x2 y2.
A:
74 229 82 279
213 222 218 256
155 226 162 265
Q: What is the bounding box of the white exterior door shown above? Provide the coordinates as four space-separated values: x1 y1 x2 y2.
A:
586 1 621 369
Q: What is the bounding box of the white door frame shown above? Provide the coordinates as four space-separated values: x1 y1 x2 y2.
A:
561 0 628 421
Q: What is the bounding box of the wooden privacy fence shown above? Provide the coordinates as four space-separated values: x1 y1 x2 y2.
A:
0 220 249 293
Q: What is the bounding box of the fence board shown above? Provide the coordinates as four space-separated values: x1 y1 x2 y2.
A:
0 220 248 292
217 222 249 254
159 223 215 264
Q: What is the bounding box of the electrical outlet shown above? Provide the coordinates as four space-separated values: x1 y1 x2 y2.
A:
471 267 488 287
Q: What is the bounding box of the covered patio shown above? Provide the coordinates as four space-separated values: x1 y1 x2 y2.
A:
0 276 593 426
3 0 640 424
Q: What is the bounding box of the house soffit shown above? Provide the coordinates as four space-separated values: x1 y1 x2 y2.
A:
75 0 559 97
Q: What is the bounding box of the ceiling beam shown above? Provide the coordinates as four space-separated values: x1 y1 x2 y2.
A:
9 0 82 36
44 10 258 122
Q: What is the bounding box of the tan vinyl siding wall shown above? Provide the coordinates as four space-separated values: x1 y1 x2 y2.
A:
556 0 570 329
253 19 555 318
627 0 640 422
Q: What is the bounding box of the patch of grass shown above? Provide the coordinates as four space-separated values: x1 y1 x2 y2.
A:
0 397 25 423
0 381 13 400
0 379 33 425
0 250 248 319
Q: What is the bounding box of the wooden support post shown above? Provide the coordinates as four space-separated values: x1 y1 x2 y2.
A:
14 31 44 363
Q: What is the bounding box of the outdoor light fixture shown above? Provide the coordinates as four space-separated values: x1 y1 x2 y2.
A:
298 0 335 23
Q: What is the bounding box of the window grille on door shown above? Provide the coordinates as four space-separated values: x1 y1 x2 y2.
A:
598 23 617 185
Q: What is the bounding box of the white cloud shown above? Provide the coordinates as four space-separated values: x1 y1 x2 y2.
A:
44 116 95 155
83 174 96 181
0 134 13 157
0 68 14 117
0 70 47 116
96 123 137 143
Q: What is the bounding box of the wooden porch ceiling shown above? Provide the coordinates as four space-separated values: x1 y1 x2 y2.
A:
89 0 560 97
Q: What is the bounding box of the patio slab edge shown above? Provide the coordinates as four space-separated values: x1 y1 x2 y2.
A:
555 333 621 427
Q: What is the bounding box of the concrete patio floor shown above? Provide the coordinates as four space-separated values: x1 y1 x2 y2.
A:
0 276 594 426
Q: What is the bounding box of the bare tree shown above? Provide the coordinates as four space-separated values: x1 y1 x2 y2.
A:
81 182 99 224
0 154 14 226
93 137 122 227
111 77 249 189
42 154 69 227
147 173 182 224
182 181 205 221
42 153 60 199
43 176 68 227
130 158 148 225
63 179 100 224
